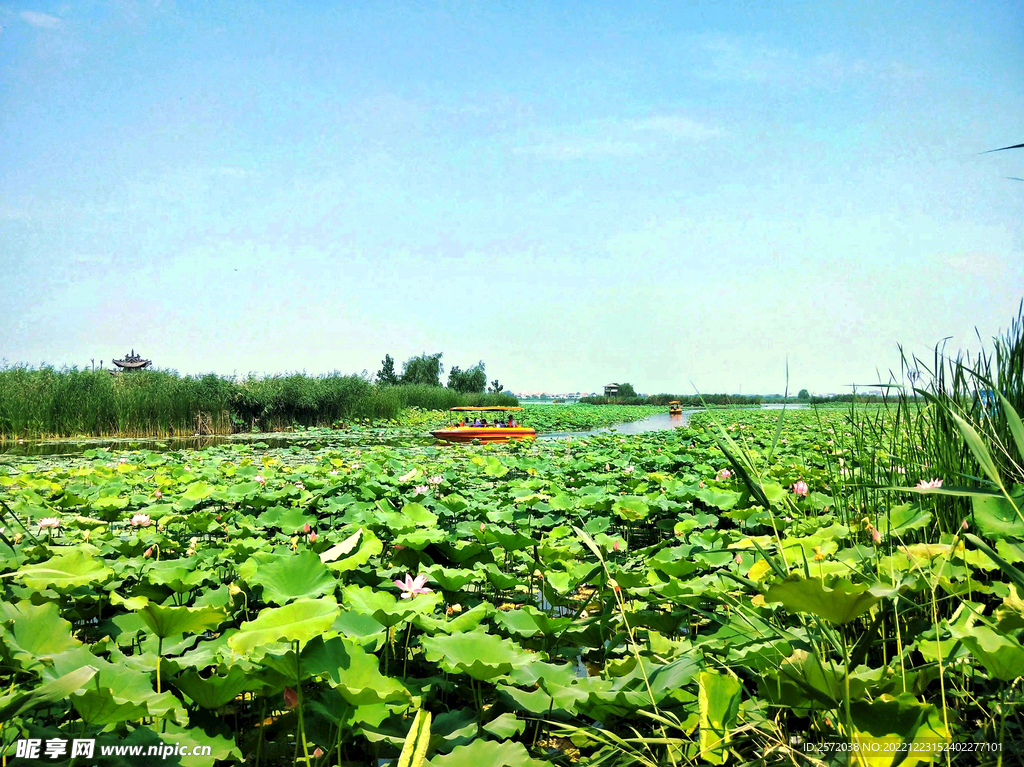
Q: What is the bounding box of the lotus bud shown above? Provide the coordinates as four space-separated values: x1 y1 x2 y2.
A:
871 529 882 545
144 547 153 558
303 522 311 534
313 747 323 758
308 531 318 543
283 687 298 709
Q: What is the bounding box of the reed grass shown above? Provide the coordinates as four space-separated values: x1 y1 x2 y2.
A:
0 366 517 440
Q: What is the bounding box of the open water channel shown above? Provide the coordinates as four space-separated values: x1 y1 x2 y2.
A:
0 405 806 458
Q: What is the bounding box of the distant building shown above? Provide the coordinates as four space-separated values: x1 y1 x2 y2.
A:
603 383 619 396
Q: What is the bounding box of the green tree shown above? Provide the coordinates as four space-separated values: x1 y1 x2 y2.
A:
797 388 810 400
401 353 444 387
376 354 399 386
617 382 637 398
488 379 504 395
447 362 486 393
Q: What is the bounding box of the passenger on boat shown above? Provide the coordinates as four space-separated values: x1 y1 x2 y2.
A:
481 419 489 427
473 418 482 427
508 416 517 427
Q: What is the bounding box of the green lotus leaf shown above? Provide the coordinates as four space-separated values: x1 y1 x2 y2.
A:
421 565 481 592
421 629 535 681
695 486 742 511
413 602 495 635
483 457 509 478
765 575 881 625
698 671 742 765
612 496 649 521
172 665 256 709
302 636 410 705
242 549 337 605
228 597 341 654
15 549 112 590
426 737 549 766
948 621 1024 681
971 487 1024 539
0 667 97 722
850 693 950 765
136 603 227 640
342 584 441 628
327 529 383 573
1 601 82 671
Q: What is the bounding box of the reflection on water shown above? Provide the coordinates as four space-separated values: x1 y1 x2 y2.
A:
1 404 800 457
539 410 701 439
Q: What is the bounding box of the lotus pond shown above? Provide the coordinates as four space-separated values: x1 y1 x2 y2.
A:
1 404 1022 766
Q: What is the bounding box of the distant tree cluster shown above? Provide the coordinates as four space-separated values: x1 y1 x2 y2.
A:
376 352 502 395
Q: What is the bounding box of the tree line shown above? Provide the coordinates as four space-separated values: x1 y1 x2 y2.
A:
376 353 505 395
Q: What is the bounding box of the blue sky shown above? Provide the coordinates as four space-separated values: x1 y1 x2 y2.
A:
2 1 1022 395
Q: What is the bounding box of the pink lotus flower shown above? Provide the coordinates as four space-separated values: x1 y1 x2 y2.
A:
130 513 152 527
961 519 969 530
717 468 732 481
254 474 266 485
399 469 417 482
154 489 162 499
480 522 486 532
313 747 324 758
916 478 943 489
414 485 429 495
144 546 153 558
734 553 743 565
698 481 705 488
613 540 620 551
295 483 305 491
38 517 60 530
393 544 406 551
308 531 318 543
871 529 882 545
394 573 432 599
792 480 809 497
303 522 311 533
119 457 129 464
428 475 443 485
283 687 298 709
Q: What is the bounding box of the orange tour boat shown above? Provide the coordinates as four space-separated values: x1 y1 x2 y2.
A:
431 406 536 444
668 400 683 415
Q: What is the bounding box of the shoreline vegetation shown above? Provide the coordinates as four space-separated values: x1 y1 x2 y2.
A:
0 368 517 441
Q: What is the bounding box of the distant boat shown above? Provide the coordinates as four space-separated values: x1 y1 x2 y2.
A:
668 400 683 415
431 407 536 444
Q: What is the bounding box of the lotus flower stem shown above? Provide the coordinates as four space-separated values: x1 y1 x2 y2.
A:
295 641 312 767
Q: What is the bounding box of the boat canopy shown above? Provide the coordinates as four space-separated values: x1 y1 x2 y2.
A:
449 406 524 412
668 401 681 405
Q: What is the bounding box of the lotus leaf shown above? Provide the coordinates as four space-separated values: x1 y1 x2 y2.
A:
698 671 741 765
426 738 549 767
16 548 112 590
242 549 337 605
343 584 441 627
228 597 341 654
765 575 882 625
421 630 536 680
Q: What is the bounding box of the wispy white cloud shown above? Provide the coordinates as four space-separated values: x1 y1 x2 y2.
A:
514 139 645 160
695 35 924 88
513 113 720 160
623 115 721 140
20 11 61 29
